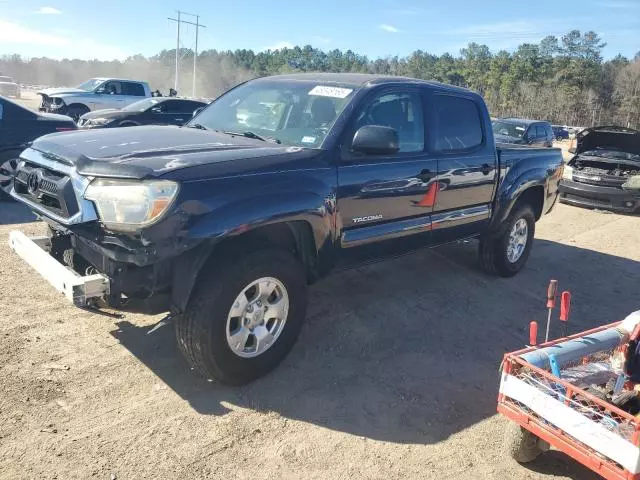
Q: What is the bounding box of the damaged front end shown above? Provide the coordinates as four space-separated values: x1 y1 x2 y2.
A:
559 126 640 213
39 94 67 114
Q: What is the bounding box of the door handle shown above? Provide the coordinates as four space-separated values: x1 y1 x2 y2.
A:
481 163 493 175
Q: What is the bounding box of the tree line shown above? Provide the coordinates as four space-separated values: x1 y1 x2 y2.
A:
1 29 639 128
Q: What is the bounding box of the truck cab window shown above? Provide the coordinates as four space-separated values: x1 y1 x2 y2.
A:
102 82 122 95
122 82 145 96
353 92 425 152
433 95 483 152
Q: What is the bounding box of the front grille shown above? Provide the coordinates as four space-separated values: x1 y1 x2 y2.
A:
563 192 612 207
572 173 627 189
14 161 79 218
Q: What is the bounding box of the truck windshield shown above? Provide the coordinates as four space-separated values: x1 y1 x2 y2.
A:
76 78 104 91
493 121 526 139
187 80 357 148
123 98 160 112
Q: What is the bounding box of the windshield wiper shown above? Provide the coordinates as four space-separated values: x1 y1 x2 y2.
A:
187 123 209 130
221 130 281 144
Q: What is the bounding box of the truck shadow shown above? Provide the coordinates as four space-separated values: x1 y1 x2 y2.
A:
0 200 36 225
110 238 639 459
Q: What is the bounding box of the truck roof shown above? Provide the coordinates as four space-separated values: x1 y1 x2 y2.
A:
255 73 475 94
498 117 548 126
92 77 149 84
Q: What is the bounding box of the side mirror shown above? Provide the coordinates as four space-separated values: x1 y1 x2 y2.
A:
192 107 205 118
95 88 105 94
352 125 399 155
150 107 162 114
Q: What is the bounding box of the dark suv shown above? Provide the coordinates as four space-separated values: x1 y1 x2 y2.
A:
493 118 554 147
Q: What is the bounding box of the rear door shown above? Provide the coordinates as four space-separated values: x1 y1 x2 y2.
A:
153 100 200 126
428 92 497 243
121 82 148 107
535 125 549 146
337 86 437 264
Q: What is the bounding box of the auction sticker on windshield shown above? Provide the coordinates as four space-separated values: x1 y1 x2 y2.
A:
309 86 353 98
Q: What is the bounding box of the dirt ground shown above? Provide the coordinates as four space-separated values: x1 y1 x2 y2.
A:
1 199 639 480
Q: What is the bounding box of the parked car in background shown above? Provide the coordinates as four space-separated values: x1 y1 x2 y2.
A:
560 126 640 214
38 78 152 121
492 118 554 147
78 97 208 129
8 73 563 384
0 96 76 200
0 76 20 98
552 125 569 141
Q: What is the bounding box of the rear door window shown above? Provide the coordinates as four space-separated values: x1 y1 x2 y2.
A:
122 82 146 96
166 100 201 114
433 95 483 152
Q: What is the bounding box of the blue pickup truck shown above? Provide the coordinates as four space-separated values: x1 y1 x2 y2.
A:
8 73 564 384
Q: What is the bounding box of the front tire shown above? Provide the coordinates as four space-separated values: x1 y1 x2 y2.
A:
479 204 535 277
66 105 89 122
175 248 308 385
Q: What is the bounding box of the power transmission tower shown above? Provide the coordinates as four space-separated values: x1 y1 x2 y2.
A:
168 11 206 96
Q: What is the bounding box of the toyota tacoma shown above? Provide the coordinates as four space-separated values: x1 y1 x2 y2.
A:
8 73 563 384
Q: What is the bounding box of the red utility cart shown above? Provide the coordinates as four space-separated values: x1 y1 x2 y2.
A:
498 321 640 480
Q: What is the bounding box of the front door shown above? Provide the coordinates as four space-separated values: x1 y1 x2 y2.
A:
337 87 437 264
93 81 127 110
428 91 497 243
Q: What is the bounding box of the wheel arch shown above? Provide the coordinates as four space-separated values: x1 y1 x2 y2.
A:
171 219 322 314
492 168 547 230
66 102 90 112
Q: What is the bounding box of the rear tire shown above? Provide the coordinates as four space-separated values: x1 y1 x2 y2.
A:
479 204 535 277
503 423 544 463
175 248 307 385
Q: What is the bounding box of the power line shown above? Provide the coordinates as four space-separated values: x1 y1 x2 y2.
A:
167 10 206 96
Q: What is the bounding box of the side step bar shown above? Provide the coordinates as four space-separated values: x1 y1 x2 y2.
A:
8 231 110 307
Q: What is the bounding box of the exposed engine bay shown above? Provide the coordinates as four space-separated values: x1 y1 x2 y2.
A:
569 152 640 190
573 157 640 178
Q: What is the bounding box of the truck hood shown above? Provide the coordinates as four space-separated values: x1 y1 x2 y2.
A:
575 126 640 156
28 125 318 179
38 87 86 96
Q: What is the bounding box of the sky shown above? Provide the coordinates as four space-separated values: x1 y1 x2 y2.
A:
0 0 639 61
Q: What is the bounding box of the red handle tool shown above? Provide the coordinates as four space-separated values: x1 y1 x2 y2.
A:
545 279 558 342
547 280 558 308
559 291 571 337
529 321 538 346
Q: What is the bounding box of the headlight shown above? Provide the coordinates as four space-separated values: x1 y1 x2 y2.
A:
89 118 114 126
562 165 573 181
622 175 640 191
84 179 179 232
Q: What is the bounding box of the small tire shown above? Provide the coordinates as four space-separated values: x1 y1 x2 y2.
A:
66 105 89 122
175 248 307 385
503 423 543 463
479 204 535 277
